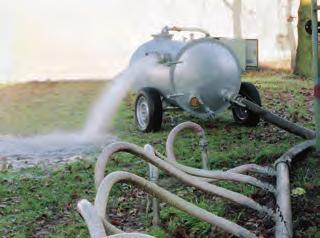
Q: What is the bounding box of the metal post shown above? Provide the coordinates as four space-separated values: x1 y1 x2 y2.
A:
275 163 292 238
144 144 160 227
274 140 314 238
311 0 320 153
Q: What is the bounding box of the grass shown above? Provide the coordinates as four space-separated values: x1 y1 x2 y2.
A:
0 71 319 237
0 81 105 135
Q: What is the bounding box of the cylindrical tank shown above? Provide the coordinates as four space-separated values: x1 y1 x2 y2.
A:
130 28 241 119
130 30 185 98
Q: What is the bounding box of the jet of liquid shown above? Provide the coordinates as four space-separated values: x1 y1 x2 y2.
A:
82 55 159 139
0 55 162 169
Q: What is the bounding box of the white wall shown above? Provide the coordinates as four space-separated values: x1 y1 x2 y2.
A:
0 0 300 83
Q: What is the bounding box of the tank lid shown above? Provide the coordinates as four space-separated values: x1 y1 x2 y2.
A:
151 26 173 40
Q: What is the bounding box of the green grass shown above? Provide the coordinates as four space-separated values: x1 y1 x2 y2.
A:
0 162 94 237
0 81 105 135
0 72 319 237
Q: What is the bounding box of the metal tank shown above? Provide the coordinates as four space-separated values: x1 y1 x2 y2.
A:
130 27 260 132
129 27 186 98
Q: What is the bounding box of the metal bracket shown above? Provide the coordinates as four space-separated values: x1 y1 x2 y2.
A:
167 93 184 99
229 95 247 108
274 156 292 169
166 61 183 66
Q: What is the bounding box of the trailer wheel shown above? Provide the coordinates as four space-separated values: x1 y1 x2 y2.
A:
232 82 261 127
135 88 163 132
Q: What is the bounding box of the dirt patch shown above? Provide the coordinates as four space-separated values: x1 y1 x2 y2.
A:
0 133 115 170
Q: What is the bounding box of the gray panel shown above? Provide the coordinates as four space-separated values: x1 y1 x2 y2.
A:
218 38 247 71
245 39 259 69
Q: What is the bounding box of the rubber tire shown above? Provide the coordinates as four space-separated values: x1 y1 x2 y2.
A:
135 88 163 132
232 82 261 127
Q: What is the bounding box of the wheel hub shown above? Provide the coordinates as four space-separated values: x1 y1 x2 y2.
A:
234 106 249 120
136 96 150 130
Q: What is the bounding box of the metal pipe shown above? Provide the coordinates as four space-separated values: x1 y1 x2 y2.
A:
168 26 211 37
157 150 275 192
77 199 107 238
78 200 152 237
274 140 315 166
94 171 257 238
274 140 315 238
167 161 276 193
228 164 276 176
275 163 292 238
157 150 276 177
166 121 209 169
164 122 275 191
144 145 160 227
165 122 277 176
95 142 275 218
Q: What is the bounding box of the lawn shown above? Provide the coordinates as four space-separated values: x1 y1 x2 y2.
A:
0 71 319 237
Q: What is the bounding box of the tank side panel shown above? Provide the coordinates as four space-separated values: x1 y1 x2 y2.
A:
171 39 241 118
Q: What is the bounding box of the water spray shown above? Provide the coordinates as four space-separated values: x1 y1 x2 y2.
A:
0 55 161 169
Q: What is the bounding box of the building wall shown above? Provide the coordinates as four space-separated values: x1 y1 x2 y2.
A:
0 0 300 83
